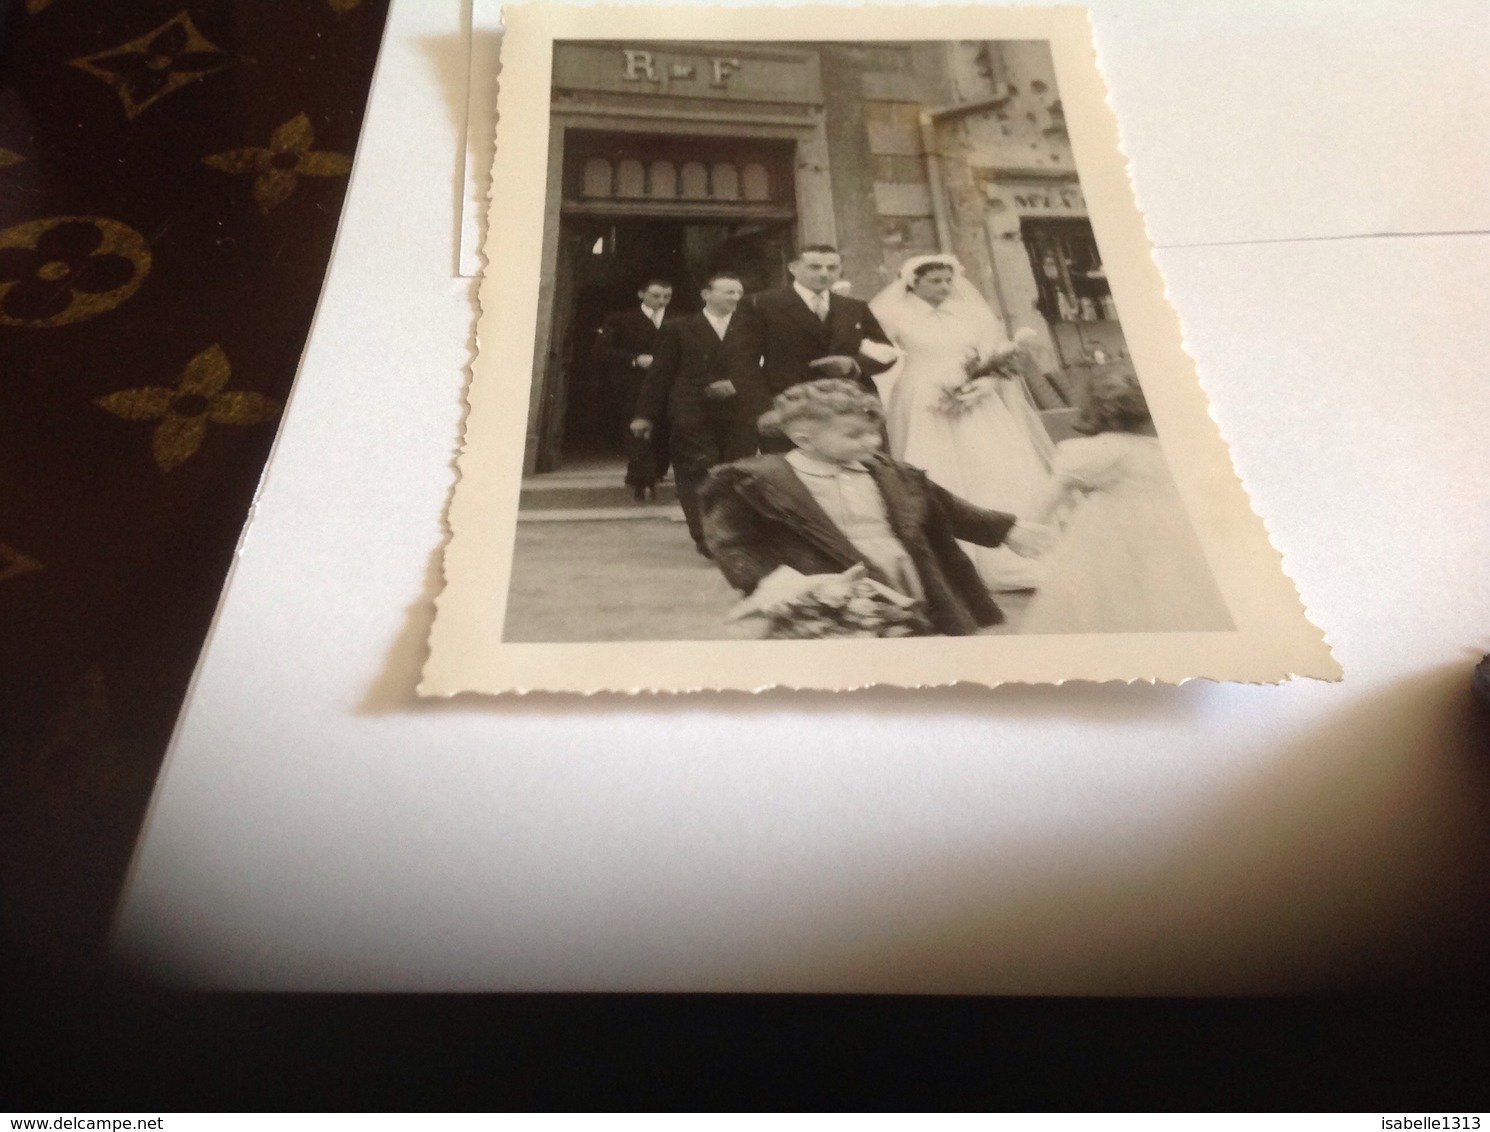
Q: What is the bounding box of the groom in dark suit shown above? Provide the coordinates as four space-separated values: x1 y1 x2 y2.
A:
632 271 767 556
748 245 895 450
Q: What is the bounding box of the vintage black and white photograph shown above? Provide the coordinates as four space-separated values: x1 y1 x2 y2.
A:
424 4 1336 694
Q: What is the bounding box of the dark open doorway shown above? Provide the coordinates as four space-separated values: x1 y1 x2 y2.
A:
539 215 794 472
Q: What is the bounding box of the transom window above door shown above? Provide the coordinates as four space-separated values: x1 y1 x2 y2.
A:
563 131 796 218
581 155 772 202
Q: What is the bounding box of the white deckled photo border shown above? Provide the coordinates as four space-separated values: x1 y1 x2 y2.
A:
422 3 1338 695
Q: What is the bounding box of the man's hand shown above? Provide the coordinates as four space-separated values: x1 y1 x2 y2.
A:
629 418 653 439
808 355 860 378
704 379 737 401
634 354 654 370
1005 520 1054 558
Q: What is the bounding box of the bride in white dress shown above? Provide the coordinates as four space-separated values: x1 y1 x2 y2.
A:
870 255 1055 591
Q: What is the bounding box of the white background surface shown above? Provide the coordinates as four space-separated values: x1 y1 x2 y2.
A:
113 0 1490 991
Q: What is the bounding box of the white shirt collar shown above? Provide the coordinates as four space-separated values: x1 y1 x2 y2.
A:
793 280 830 310
787 449 868 476
702 307 732 336
641 303 665 326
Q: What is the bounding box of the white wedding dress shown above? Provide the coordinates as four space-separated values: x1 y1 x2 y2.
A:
873 263 1055 591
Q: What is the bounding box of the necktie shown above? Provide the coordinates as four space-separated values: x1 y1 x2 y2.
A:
814 294 829 322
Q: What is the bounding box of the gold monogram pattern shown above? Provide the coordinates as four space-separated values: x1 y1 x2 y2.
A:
203 113 354 212
0 543 44 584
95 344 281 471
69 11 229 120
3 0 386 977
0 216 152 328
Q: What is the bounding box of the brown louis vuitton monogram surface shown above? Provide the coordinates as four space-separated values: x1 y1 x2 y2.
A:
0 0 389 971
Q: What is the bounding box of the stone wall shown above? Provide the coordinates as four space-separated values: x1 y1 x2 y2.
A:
953 40 1078 350
816 39 1088 350
820 42 951 299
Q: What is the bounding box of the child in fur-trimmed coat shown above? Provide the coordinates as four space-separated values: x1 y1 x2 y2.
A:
699 379 1051 636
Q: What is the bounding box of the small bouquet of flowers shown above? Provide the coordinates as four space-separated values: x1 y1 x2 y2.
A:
727 563 932 639
933 327 1042 419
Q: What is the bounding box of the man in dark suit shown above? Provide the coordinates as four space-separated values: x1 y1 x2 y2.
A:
748 244 895 451
591 278 674 500
631 271 766 557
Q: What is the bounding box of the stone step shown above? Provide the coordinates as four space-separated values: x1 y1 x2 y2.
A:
520 505 688 524
519 479 679 512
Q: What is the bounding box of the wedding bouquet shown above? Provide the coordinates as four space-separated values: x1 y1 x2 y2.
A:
727 563 932 639
933 328 1042 419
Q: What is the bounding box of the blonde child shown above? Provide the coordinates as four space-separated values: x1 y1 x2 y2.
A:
699 379 1048 636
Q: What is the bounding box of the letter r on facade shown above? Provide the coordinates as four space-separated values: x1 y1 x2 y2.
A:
623 50 659 82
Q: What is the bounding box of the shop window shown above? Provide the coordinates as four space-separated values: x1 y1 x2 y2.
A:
581 157 612 197
1022 218 1119 325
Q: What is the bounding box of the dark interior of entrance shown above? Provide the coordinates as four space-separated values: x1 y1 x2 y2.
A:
554 216 793 467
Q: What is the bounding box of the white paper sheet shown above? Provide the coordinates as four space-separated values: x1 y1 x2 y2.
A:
114 0 1490 991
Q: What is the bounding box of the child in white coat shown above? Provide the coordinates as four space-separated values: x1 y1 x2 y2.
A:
1019 368 1233 634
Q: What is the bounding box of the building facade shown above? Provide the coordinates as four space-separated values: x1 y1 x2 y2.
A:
526 39 1129 474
